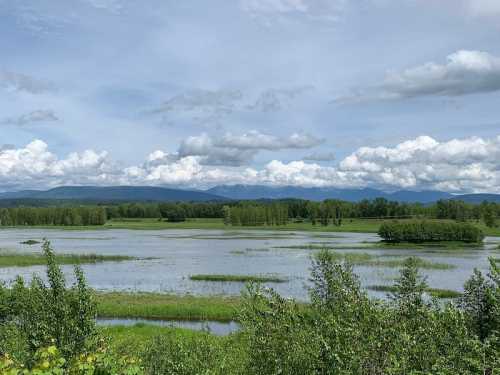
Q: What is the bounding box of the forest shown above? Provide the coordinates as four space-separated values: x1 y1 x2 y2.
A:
0 198 498 228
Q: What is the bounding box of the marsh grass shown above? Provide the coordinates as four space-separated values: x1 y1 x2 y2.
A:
189 274 288 283
0 251 134 267
368 285 462 299
20 239 41 245
96 292 240 322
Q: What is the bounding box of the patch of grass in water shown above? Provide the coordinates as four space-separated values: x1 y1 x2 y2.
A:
20 239 40 245
189 274 287 283
0 251 134 268
96 292 240 322
368 285 462 299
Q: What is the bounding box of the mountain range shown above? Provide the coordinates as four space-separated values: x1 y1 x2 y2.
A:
0 185 499 204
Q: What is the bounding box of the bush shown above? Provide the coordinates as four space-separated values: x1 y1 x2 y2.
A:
0 240 97 367
378 220 484 243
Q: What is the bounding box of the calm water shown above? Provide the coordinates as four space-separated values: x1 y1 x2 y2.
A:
0 228 498 300
97 318 239 336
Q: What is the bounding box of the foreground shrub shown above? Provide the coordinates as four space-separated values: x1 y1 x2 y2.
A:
378 220 484 243
0 342 143 375
238 252 497 374
0 240 97 367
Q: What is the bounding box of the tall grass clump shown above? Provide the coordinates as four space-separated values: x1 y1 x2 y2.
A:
378 220 484 243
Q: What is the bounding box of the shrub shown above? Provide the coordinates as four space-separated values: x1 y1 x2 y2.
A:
0 240 97 367
378 220 484 243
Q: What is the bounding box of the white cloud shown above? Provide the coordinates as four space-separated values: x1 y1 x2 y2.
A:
0 140 113 190
2 135 500 193
1 110 59 126
178 131 323 166
339 50 500 101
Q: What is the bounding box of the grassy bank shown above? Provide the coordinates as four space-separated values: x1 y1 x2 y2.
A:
0 251 134 267
2 217 499 236
96 292 240 322
368 285 462 299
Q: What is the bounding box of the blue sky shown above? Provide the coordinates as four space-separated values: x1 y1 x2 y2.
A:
1 0 500 192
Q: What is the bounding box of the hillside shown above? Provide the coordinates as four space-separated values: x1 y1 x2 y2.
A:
0 186 224 203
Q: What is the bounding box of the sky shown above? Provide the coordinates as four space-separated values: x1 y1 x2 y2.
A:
1 0 500 193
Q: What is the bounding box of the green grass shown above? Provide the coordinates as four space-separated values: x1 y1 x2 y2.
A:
333 252 453 269
96 292 240 322
368 285 462 299
189 274 287 283
4 217 500 237
101 324 220 354
0 252 134 268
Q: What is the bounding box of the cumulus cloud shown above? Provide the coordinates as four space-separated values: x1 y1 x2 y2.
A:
178 131 323 166
339 50 500 102
2 135 500 193
1 110 59 126
0 70 54 94
0 140 114 190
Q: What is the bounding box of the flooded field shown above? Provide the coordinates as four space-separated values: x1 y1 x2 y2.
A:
0 228 498 301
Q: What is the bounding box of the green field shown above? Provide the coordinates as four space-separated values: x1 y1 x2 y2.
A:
3 217 500 236
0 251 134 268
96 292 240 322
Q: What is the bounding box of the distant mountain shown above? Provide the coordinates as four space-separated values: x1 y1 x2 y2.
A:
1 185 499 204
206 185 453 203
451 194 500 204
0 186 224 202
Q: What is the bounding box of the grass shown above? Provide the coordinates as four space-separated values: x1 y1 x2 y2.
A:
4 218 500 237
368 285 462 299
101 324 221 354
20 239 41 245
96 292 240 322
273 248 454 270
189 274 287 283
0 251 134 268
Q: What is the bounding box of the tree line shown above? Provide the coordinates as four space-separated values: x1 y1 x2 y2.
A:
0 198 498 227
0 207 107 226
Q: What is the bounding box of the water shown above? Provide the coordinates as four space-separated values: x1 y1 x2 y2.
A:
97 318 239 336
0 228 498 300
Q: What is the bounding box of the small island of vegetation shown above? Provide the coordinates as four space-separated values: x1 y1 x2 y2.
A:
378 220 485 243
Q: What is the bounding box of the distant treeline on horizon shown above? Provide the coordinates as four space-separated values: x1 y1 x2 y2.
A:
0 198 498 227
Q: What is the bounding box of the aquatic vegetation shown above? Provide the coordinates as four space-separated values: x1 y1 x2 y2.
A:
368 285 462 298
96 292 240 322
189 274 288 283
20 239 40 245
0 251 134 267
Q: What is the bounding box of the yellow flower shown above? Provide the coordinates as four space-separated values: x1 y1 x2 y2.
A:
42 360 50 369
47 346 57 355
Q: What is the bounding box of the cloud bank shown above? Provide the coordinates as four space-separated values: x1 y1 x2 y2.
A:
340 50 500 102
2 135 500 193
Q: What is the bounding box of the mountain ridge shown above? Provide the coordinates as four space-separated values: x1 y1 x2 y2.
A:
0 185 499 203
